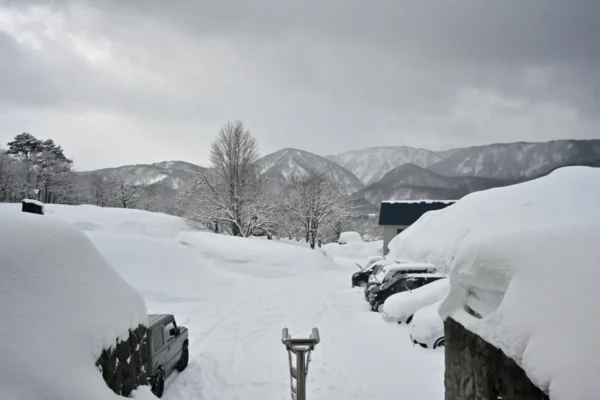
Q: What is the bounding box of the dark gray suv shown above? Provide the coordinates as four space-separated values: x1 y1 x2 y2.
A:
147 314 189 398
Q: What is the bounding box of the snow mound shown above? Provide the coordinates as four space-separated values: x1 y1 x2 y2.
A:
338 231 364 244
388 166 600 273
177 231 339 278
440 224 600 399
0 212 147 400
382 278 448 322
0 203 195 238
322 239 383 261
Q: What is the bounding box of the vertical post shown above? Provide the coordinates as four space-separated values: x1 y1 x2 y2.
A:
282 328 320 400
296 349 306 400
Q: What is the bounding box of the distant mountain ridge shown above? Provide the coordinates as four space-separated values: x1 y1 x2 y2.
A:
325 146 444 185
80 161 206 190
81 139 600 211
257 148 365 195
353 163 516 206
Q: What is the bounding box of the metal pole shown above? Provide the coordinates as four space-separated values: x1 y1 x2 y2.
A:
281 328 320 400
296 349 306 400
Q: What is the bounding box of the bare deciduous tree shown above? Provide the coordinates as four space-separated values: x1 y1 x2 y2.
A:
184 120 272 237
283 170 358 249
115 175 140 209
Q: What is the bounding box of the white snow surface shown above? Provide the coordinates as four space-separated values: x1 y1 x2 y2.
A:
384 166 600 399
388 166 600 273
440 224 600 399
410 300 445 348
0 203 444 399
0 209 147 400
338 231 364 244
382 278 449 322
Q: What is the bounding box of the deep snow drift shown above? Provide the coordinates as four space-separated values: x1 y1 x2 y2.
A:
0 210 148 400
0 203 443 399
388 166 600 273
386 166 600 399
440 224 600 400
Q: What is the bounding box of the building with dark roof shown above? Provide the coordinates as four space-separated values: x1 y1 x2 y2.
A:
378 200 456 255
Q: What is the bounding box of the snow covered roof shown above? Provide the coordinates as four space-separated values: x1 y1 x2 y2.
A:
382 199 457 204
22 198 45 206
378 200 456 226
0 211 147 399
388 166 600 273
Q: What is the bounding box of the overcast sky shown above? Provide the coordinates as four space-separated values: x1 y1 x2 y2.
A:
1 0 599 170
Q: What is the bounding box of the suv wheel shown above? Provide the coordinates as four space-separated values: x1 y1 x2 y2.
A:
151 371 165 398
177 342 189 372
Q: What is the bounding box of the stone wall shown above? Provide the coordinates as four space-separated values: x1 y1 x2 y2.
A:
444 317 549 400
96 324 150 397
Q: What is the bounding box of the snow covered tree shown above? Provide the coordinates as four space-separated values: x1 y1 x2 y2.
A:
115 175 140 208
5 133 73 202
181 170 278 237
0 147 20 202
283 171 358 248
187 120 275 236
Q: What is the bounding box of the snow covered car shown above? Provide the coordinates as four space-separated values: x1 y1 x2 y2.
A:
147 314 189 398
381 277 449 324
363 262 437 301
352 258 408 288
367 273 446 312
338 231 363 245
409 300 445 349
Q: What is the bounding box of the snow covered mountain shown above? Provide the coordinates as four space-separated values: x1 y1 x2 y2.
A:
326 146 445 185
257 148 365 195
81 161 206 189
428 140 600 179
353 163 515 205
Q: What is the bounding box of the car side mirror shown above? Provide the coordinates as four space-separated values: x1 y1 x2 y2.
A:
170 327 177 336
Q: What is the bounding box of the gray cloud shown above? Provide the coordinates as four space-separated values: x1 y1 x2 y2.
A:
0 0 599 169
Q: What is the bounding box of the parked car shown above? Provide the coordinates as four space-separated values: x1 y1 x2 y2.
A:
381 277 449 324
338 231 364 245
147 314 189 398
409 300 445 349
367 273 446 312
352 258 407 288
363 262 437 301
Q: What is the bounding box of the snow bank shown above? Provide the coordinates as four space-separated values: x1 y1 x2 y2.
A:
322 239 383 260
177 231 340 278
0 203 195 238
388 166 600 273
338 231 364 244
382 278 448 322
0 212 147 400
440 224 600 399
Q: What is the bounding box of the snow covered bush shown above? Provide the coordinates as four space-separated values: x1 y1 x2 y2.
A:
0 211 148 399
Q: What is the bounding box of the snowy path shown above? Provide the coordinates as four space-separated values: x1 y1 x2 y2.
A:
89 232 444 400
151 272 442 399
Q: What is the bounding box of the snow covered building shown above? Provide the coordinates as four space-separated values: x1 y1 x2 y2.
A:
378 200 455 255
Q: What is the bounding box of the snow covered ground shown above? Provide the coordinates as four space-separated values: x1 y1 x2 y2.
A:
0 203 443 399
